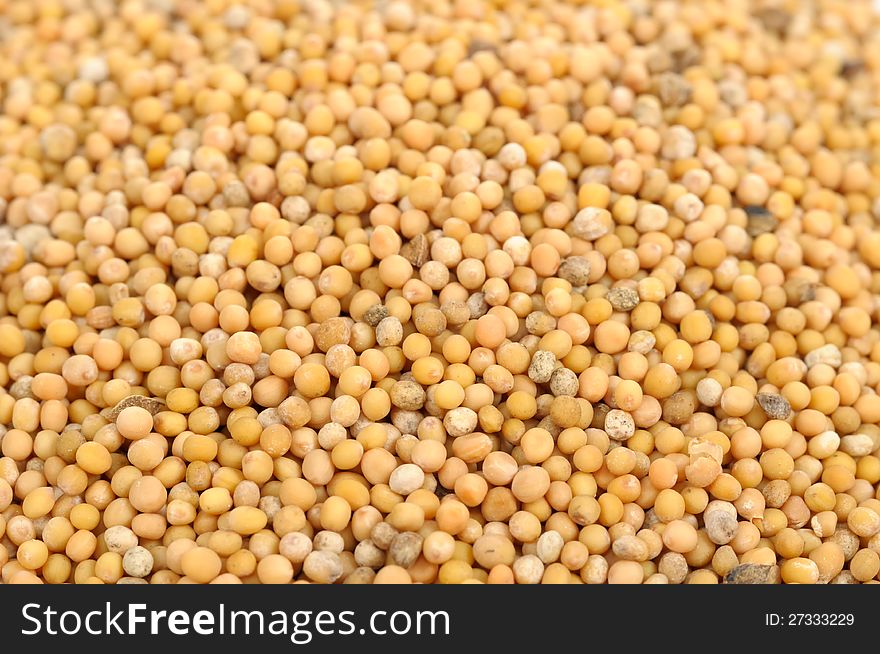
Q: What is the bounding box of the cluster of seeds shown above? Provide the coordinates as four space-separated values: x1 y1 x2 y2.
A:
2 0 880 585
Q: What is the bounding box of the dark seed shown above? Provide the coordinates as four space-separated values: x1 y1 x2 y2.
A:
725 564 781 585
363 304 389 327
399 233 428 267
101 395 166 421
756 393 792 420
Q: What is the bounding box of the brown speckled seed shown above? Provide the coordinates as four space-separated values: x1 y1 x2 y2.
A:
528 350 557 384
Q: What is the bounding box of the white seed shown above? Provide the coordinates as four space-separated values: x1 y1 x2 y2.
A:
804 344 842 369
389 463 425 495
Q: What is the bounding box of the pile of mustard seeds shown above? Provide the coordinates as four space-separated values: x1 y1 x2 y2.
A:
1 0 880 584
